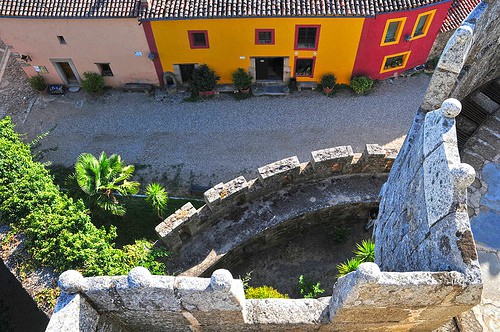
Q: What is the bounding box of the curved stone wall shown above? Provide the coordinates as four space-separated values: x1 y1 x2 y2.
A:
155 144 395 276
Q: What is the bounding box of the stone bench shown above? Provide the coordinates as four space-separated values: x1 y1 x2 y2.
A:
122 83 154 95
297 81 318 91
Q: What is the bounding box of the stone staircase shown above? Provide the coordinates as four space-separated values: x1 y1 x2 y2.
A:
457 77 500 217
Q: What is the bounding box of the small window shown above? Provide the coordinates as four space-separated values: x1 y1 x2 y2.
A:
96 63 113 76
380 51 411 73
255 29 275 45
380 18 406 46
188 30 209 49
295 26 320 50
57 36 66 44
411 10 436 39
295 58 315 77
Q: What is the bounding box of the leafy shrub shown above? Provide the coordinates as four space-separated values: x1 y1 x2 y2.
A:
245 286 289 299
190 64 220 93
298 275 324 299
320 74 336 89
232 68 253 90
350 76 374 94
28 75 47 91
336 239 375 277
146 182 169 218
0 117 165 276
81 71 105 95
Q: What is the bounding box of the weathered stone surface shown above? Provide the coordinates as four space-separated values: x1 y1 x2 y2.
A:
204 176 249 211
310 146 354 176
246 298 329 325
45 293 99 332
58 270 84 294
258 156 301 188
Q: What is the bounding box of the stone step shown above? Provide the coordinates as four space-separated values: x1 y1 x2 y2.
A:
470 91 500 114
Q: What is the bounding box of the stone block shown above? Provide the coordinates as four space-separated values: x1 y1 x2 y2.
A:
115 275 181 312
347 153 363 173
358 144 387 173
45 293 100 332
310 145 354 177
470 91 500 114
258 156 301 188
246 298 329 325
82 276 127 311
155 202 199 250
204 176 249 211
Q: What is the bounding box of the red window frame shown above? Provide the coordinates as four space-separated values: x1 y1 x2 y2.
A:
294 57 316 78
188 30 209 49
255 29 275 45
294 25 321 51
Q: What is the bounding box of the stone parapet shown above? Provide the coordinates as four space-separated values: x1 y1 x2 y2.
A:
48 262 481 331
156 144 397 251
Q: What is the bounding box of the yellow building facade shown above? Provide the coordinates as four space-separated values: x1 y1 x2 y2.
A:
150 17 365 84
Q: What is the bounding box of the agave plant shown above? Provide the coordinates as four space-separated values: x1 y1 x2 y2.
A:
145 182 169 218
336 257 362 278
354 239 375 263
74 152 139 216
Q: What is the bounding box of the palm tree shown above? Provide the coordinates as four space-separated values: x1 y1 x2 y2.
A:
145 182 169 219
74 152 139 216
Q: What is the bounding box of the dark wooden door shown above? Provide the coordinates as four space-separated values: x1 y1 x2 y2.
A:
58 62 78 83
255 58 268 80
180 64 195 83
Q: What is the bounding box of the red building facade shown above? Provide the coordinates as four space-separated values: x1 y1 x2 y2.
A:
353 1 452 80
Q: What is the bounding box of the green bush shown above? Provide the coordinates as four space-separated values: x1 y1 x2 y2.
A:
320 74 336 89
350 76 374 94
0 117 165 276
28 75 47 91
232 68 253 90
190 64 220 93
146 182 169 218
336 257 362 277
245 286 289 299
81 71 105 95
298 275 324 299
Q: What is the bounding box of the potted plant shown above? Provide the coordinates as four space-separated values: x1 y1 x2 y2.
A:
190 64 220 97
28 74 47 94
232 68 253 93
321 74 336 95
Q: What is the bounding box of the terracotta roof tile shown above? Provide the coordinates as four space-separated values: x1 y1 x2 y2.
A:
141 0 447 20
0 0 451 19
440 0 480 32
0 0 140 18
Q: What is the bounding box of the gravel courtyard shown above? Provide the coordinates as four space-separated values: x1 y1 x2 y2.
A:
9 75 431 194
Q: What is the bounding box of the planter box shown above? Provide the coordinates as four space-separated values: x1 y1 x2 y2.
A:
199 90 216 97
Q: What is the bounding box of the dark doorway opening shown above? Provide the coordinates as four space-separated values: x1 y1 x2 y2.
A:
179 64 195 83
55 61 78 84
255 57 284 81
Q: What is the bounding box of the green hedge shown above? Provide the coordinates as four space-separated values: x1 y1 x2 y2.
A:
245 286 289 299
0 117 165 276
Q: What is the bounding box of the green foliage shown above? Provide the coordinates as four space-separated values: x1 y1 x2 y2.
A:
0 117 165 276
354 239 375 263
336 257 362 277
145 182 169 218
320 74 336 89
245 286 289 299
332 225 350 244
81 71 105 95
337 239 375 278
350 76 374 94
232 68 253 90
239 270 253 291
74 152 140 216
28 75 47 91
298 275 324 299
190 64 220 92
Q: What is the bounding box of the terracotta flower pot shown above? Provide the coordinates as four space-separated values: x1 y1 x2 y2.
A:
323 87 333 95
239 87 251 94
198 90 216 97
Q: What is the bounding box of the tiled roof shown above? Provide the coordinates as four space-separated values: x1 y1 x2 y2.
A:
0 0 450 19
142 0 447 20
440 0 480 32
0 0 140 18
